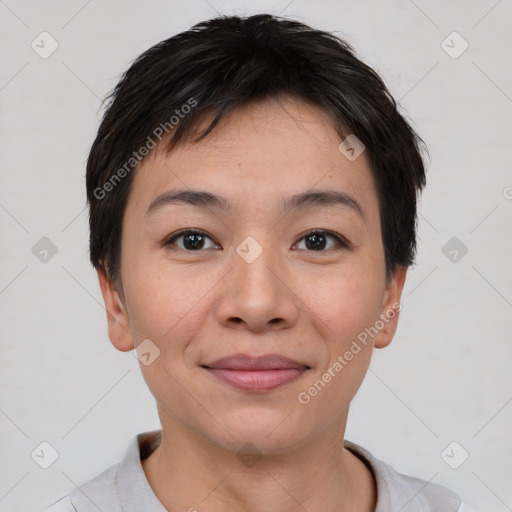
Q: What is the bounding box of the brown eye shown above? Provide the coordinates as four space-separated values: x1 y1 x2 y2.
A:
164 230 220 251
294 230 349 251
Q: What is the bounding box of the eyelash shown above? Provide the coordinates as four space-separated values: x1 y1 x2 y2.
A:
163 228 350 252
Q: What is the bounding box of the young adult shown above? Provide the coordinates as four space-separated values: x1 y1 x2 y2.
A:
42 13 464 512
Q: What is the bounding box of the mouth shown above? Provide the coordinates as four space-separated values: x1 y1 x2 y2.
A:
201 353 311 391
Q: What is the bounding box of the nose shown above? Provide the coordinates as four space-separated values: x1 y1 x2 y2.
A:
214 237 300 333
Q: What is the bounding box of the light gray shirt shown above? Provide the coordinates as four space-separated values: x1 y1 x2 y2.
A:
40 430 466 512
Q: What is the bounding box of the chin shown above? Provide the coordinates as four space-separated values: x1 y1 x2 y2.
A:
208 410 308 454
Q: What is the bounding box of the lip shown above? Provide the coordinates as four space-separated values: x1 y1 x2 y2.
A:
201 353 311 391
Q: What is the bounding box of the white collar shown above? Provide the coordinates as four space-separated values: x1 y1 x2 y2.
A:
107 430 461 511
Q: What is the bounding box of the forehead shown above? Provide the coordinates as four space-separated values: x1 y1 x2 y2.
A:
125 97 379 223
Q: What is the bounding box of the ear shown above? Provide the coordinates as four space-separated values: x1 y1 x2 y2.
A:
373 265 408 349
96 267 134 352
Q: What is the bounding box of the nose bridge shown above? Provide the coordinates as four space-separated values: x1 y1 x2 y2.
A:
233 233 281 300
215 233 298 330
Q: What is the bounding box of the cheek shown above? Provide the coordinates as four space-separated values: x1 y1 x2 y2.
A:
122 258 215 346
124 266 210 399
296 269 381 414
304 262 383 339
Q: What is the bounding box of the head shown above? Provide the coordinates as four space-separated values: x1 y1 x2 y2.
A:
88 14 426 453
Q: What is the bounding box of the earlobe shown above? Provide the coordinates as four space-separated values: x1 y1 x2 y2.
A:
374 265 408 349
96 268 134 352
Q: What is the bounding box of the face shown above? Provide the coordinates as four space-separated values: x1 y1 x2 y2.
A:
98 97 407 454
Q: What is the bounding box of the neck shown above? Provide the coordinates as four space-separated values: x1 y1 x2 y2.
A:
141 418 376 512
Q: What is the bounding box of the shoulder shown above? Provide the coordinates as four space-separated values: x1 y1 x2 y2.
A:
39 431 165 512
40 462 122 512
345 440 463 512
386 470 463 511
39 496 76 511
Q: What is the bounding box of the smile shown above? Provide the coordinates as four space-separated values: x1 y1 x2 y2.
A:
201 353 311 391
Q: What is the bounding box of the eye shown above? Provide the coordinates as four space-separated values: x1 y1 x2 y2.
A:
163 228 350 252
293 230 349 251
163 229 220 251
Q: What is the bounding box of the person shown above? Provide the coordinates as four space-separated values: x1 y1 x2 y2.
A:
41 13 466 512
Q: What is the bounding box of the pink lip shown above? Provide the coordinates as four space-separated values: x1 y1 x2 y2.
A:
201 353 310 391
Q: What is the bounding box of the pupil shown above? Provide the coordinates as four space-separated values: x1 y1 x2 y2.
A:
307 233 326 250
181 233 327 251
184 233 204 250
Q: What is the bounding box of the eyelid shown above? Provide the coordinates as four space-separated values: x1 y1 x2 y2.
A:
294 229 351 250
163 228 220 248
164 228 351 251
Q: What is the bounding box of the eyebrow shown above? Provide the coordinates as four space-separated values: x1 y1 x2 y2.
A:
145 188 365 220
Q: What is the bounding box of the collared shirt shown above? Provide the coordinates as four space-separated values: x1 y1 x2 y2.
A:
41 430 466 512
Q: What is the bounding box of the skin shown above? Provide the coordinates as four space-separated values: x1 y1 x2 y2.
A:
97 96 407 512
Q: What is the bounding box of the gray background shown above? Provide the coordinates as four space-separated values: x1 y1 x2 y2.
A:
0 0 511 510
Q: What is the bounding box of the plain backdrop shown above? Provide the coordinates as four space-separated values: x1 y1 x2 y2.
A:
0 1 511 511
